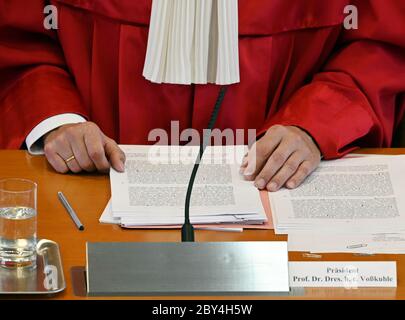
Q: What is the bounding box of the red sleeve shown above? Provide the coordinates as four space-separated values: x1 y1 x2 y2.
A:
0 0 87 149
260 1 405 159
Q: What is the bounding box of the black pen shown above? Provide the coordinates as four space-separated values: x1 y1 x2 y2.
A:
58 191 84 231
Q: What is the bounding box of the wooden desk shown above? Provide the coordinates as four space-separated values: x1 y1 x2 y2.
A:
0 149 404 300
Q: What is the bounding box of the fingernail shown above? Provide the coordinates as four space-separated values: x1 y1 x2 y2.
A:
118 162 125 172
287 181 295 189
243 166 255 176
267 182 278 192
255 179 266 190
241 157 248 167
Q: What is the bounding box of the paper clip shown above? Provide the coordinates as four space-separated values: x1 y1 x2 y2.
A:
346 244 368 249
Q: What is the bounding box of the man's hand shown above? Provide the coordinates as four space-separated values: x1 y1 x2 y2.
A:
43 122 126 174
240 125 321 191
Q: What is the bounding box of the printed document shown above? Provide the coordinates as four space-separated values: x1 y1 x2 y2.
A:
109 145 266 226
270 155 405 234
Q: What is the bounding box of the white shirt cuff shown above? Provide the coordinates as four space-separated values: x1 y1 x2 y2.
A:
26 114 87 155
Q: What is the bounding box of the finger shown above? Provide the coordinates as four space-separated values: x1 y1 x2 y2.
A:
239 154 249 174
61 152 82 173
241 143 259 178
44 144 69 174
69 136 96 172
254 139 296 189
286 160 318 189
84 130 110 172
47 135 82 173
266 152 304 192
56 142 82 173
56 127 85 173
104 138 125 172
241 154 248 168
243 128 284 179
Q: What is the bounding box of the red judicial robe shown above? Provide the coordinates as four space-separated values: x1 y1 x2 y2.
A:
0 0 405 159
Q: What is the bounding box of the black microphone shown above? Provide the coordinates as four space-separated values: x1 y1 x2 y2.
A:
181 86 228 242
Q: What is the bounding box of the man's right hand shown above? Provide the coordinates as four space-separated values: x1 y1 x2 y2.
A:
43 122 126 174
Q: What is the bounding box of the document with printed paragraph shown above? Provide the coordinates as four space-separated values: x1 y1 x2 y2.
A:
270 155 405 235
109 145 267 227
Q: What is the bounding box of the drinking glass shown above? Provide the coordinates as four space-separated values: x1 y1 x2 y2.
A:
0 179 37 269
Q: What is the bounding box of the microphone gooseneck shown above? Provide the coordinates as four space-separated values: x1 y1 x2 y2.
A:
182 86 228 242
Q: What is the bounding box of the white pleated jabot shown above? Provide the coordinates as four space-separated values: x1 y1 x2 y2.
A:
143 0 240 85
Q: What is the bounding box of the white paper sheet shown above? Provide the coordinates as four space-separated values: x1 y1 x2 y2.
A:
99 199 120 225
109 145 266 227
288 232 405 254
110 145 264 220
99 199 245 232
270 155 405 235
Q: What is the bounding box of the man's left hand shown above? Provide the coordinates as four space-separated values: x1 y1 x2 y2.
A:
240 125 321 191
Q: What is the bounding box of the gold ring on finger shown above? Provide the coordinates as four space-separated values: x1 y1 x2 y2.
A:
65 155 76 163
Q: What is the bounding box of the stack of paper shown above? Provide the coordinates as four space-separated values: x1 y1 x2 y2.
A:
268 155 405 254
104 145 269 229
